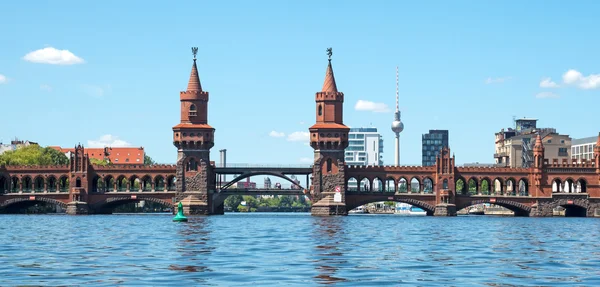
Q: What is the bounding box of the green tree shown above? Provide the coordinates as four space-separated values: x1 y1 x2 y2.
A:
90 158 111 166
144 154 155 165
481 181 489 194
225 195 244 211
384 201 395 207
468 179 477 194
456 179 464 194
0 145 69 166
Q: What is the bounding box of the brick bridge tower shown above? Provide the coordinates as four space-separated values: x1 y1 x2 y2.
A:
309 48 350 216
172 47 217 215
66 144 91 215
434 146 456 216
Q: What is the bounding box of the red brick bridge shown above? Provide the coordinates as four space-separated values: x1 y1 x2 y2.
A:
1 48 599 217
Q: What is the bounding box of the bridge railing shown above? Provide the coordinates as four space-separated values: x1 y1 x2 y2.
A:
215 164 313 168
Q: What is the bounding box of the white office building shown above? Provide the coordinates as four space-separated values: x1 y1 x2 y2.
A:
345 127 384 190
571 136 598 162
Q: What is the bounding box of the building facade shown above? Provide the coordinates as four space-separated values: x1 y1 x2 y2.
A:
494 119 571 168
345 128 384 166
50 146 145 165
422 130 449 166
0 140 38 155
572 136 598 162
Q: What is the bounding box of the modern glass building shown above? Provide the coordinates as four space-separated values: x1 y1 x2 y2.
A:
345 127 384 190
422 130 449 166
571 136 597 162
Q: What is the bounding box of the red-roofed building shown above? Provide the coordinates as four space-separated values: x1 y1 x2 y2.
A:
49 146 145 165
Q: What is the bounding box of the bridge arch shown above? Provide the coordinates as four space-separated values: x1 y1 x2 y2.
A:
549 198 588 217
47 176 57 192
552 178 562 193
347 177 358 192
346 197 435 216
22 176 32 192
492 178 503 195
154 175 165 191
506 178 516 195
385 177 395 192
457 199 531 217
0 175 8 193
467 178 478 195
422 177 433 193
92 196 174 214
455 176 467 195
10 176 19 193
480 178 491 195
576 178 587 193
220 171 306 191
410 177 421 193
398 177 408 193
373 177 384 192
0 197 68 213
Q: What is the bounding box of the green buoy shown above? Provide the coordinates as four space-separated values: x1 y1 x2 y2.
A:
173 202 188 222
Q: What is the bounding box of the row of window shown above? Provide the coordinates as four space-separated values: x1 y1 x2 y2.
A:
572 144 597 155
423 140 444 145
348 134 365 139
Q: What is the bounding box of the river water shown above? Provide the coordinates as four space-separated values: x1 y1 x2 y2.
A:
1 213 600 286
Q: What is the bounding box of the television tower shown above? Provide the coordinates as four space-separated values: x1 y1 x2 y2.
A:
391 66 404 166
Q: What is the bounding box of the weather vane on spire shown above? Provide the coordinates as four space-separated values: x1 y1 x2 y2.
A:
326 47 332 61
191 47 198 61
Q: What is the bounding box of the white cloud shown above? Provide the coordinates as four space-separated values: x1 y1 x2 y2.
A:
0 74 7 84
287 131 309 142
87 135 132 148
539 78 559 88
23 47 85 65
354 100 390 113
40 84 52 92
535 92 560 99
82 84 111 98
562 69 600 89
485 77 512 84
269 131 285 138
299 121 305 125
299 157 313 163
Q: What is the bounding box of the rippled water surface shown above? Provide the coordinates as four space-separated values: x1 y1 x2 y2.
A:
2 213 600 286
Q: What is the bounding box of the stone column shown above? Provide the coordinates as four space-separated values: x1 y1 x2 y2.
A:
66 201 89 215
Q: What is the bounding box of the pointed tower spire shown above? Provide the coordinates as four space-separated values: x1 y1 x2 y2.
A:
395 66 399 114
321 47 338 93
187 47 202 92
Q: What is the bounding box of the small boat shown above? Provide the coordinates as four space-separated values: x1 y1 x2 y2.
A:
408 207 426 216
468 205 485 215
349 206 368 214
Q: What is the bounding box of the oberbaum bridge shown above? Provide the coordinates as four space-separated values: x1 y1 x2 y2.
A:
1 48 599 217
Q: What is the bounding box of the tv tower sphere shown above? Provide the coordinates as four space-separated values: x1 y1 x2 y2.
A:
392 118 404 134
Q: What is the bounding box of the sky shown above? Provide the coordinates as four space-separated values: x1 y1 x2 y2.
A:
1 0 599 167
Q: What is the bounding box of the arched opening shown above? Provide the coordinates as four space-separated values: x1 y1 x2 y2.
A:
373 177 384 192
493 178 503 195
359 178 370 192
506 178 516 196
154 176 165 191
58 176 69 192
423 178 433 193
458 201 530 217
22 176 32 192
0 176 7 193
141 176 152 192
188 104 197 117
385 178 395 192
94 198 174 214
442 179 448 190
347 177 358 192
75 177 82 188
47 176 57 192
104 175 115 192
398 178 408 193
552 179 562 193
167 175 176 191
480 178 490 195
348 198 435 216
129 176 140 192
117 176 128 191
92 175 103 193
186 158 198 172
468 178 478 195
34 176 45 193
564 179 575 193
455 178 467 195
318 104 322 116
561 205 587 217
2 198 67 214
518 179 528 196
410 177 421 193
11 177 19 193
326 158 332 173
577 179 587 193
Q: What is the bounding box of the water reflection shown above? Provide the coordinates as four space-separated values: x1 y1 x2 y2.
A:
311 217 348 285
171 217 213 275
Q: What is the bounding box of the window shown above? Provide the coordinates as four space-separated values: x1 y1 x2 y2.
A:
189 104 197 117
561 140 565 144
137 159 140 162
186 158 198 171
326 158 332 173
443 179 448 189
547 140 551 143
318 105 322 116
125 159 129 162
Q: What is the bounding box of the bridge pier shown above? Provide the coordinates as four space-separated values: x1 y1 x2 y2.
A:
66 201 89 215
434 203 456 216
178 195 210 215
311 197 347 216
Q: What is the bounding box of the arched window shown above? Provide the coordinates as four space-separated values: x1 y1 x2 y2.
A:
443 179 448 189
189 104 197 117
186 158 198 172
326 158 332 173
318 105 322 116
76 178 82 188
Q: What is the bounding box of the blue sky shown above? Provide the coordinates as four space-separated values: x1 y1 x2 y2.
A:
1 0 599 166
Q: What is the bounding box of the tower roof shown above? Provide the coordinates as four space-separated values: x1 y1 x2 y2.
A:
186 59 202 92
321 60 338 93
534 134 544 150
